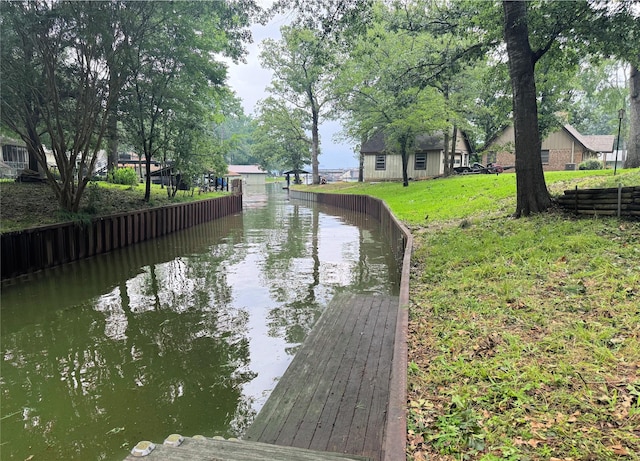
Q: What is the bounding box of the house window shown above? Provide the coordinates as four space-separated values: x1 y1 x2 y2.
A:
2 144 28 170
541 149 550 164
414 153 426 170
375 154 386 170
486 151 497 164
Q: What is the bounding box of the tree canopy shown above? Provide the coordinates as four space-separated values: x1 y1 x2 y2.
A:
3 0 639 214
1 0 258 210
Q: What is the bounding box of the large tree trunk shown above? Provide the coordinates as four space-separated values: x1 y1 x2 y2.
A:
107 112 118 174
503 1 551 217
311 106 320 185
400 134 409 187
449 124 458 173
625 61 639 168
442 129 450 176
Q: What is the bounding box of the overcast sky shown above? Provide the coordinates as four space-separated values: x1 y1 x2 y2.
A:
224 8 359 170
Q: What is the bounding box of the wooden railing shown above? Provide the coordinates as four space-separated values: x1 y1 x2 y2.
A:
1 194 242 280
556 185 640 217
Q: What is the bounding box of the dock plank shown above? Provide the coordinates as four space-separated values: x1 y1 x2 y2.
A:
314 295 376 453
344 296 393 456
123 437 371 461
248 292 359 444
245 293 399 461
283 295 365 448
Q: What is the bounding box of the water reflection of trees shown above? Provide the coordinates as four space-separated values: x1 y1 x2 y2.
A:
242 195 401 353
0 187 402 460
0 216 258 460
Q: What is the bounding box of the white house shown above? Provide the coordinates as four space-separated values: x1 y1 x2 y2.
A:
360 129 471 181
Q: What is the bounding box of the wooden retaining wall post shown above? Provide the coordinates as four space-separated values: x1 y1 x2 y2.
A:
1 195 242 280
557 185 640 217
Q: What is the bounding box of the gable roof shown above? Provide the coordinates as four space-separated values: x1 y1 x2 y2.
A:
582 135 615 153
360 131 386 153
361 129 471 154
227 164 266 174
486 124 615 154
563 125 615 153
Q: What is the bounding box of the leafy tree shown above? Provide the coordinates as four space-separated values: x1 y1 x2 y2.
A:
502 0 552 217
212 92 257 166
501 0 640 216
119 1 256 202
1 1 124 212
251 97 311 175
260 26 335 184
1 0 259 210
464 61 512 151
569 60 629 136
333 3 450 186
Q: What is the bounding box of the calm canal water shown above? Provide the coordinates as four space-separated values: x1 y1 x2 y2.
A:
0 183 400 460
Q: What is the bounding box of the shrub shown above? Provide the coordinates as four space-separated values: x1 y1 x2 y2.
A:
108 167 138 187
578 159 603 170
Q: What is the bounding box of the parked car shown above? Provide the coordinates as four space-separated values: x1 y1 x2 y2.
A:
453 162 512 175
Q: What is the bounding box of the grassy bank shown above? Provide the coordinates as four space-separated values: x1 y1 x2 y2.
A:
0 181 225 233
305 170 640 461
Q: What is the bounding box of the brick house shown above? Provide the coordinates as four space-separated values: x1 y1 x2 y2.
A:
483 124 614 171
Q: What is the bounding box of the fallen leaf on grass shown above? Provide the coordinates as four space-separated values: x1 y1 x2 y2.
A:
526 438 545 448
609 444 630 456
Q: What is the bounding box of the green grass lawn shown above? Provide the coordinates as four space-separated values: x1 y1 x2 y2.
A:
0 180 227 233
303 170 640 461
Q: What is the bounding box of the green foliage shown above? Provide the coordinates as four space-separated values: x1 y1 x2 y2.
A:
431 396 485 455
82 182 101 214
108 167 138 187
570 60 630 136
260 25 336 183
578 159 604 170
1 0 259 209
252 97 311 172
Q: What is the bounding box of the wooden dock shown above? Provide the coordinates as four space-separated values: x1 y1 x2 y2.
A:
124 292 400 461
245 293 399 460
123 436 370 460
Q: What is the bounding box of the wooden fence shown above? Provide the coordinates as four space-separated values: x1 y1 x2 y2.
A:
1 194 242 280
556 185 640 217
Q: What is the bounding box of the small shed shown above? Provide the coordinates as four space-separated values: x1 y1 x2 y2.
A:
227 164 268 186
